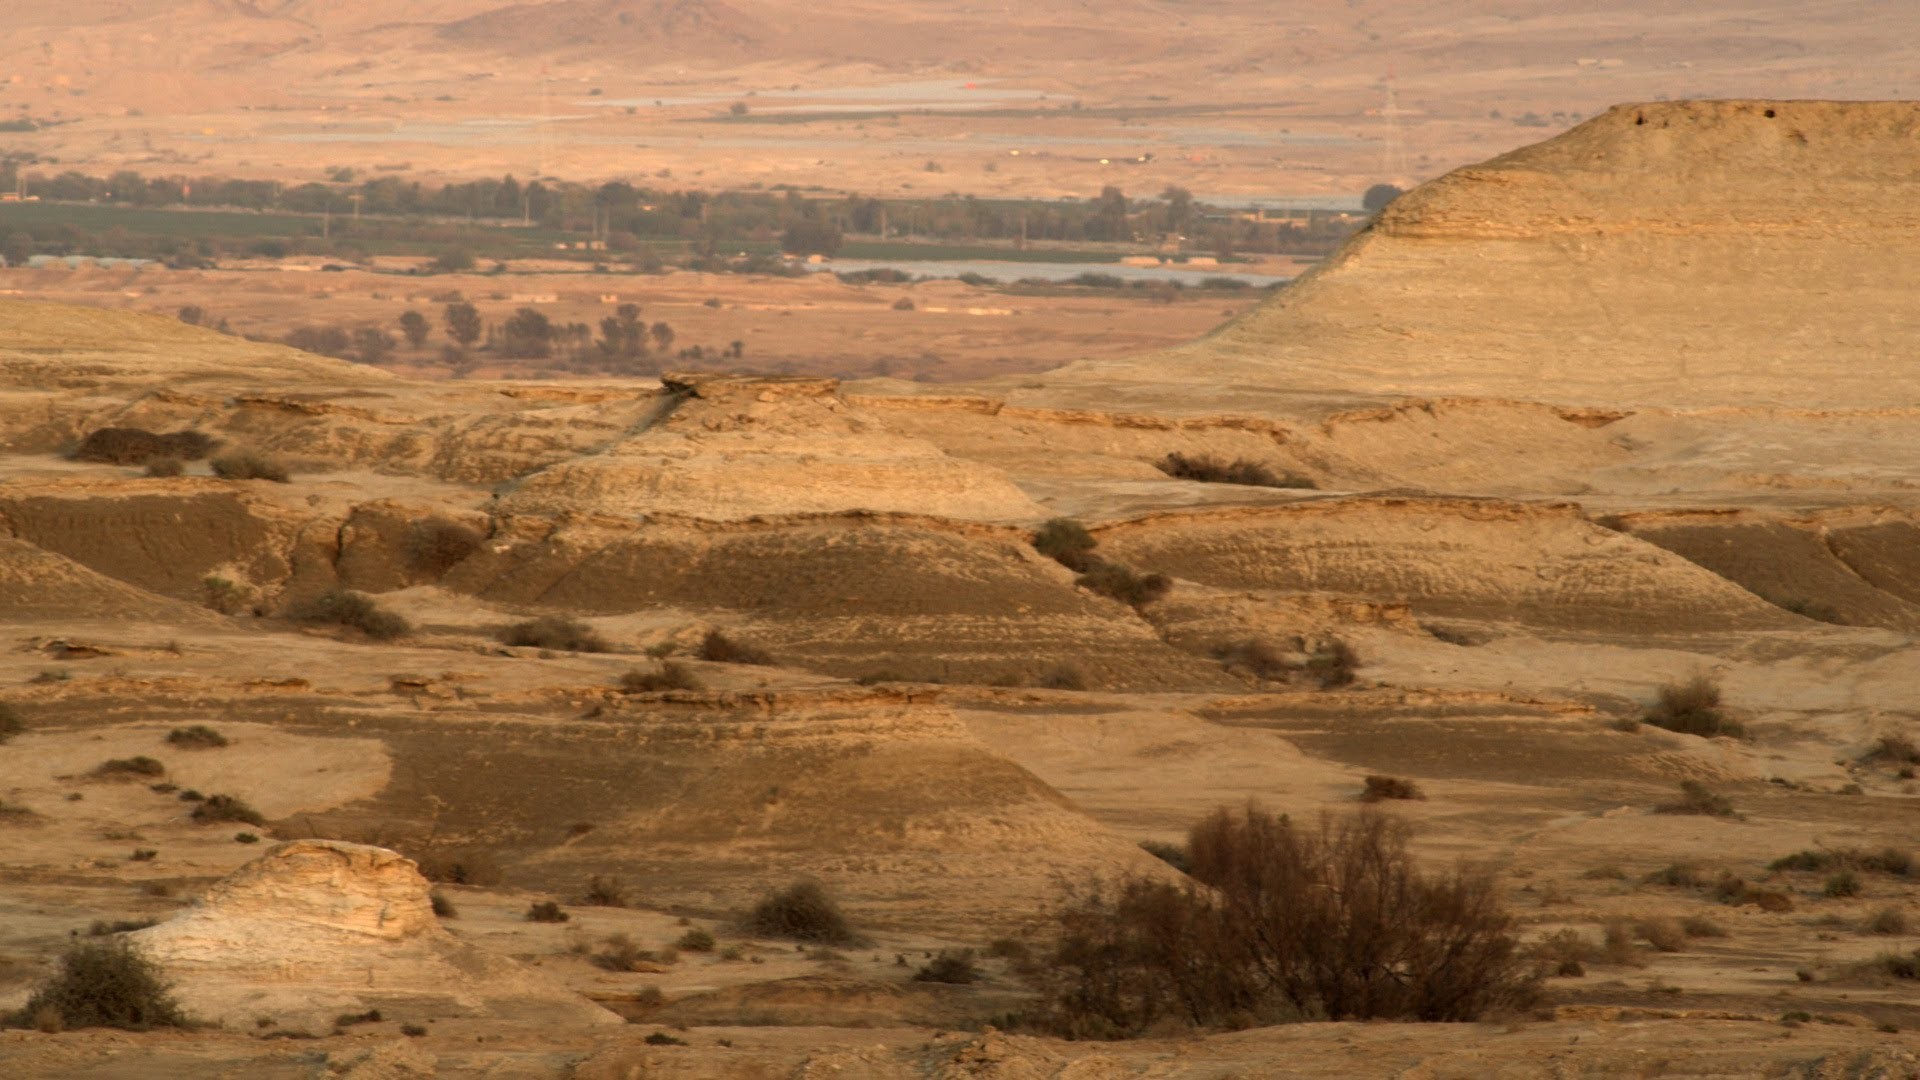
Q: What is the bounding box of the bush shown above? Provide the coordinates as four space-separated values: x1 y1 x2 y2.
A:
1033 518 1098 571
526 901 569 923
191 794 265 826
1139 840 1190 874
234 832 259 844
1075 562 1171 608
1770 847 1914 878
1865 733 1920 766
1361 775 1423 802
618 662 703 693
746 881 859 945
1825 870 1862 898
1653 780 1736 817
1682 915 1728 938
73 428 215 466
1035 807 1535 1036
144 458 184 478
295 589 410 641
1037 664 1089 691
675 928 716 952
1636 917 1686 952
209 450 291 483
584 876 627 907
594 933 653 971
499 615 608 653
1643 677 1742 738
430 892 458 918
17 938 186 1031
1156 453 1314 489
699 630 774 666
1213 639 1292 682
409 519 484 577
87 919 158 936
92 757 166 780
1868 907 1908 935
913 949 980 985
1305 640 1358 689
166 725 228 749
643 1031 688 1046
0 703 23 743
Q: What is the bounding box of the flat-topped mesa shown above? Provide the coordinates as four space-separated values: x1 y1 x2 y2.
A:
1054 100 1920 412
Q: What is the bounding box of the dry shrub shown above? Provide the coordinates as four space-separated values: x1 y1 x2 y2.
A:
144 458 184 478
1864 734 1920 766
1851 950 1920 982
526 901 569 923
413 848 501 887
429 892 458 918
914 949 981 985
746 881 859 945
408 518 484 577
17 938 186 1031
1643 676 1743 738
0 703 24 744
1156 452 1314 489
1653 780 1737 817
1037 664 1089 691
1034 806 1535 1037
1682 915 1728 938
91 757 166 780
1868 907 1909 935
675 928 716 952
295 589 410 641
166 725 227 749
1033 518 1097 571
1306 640 1359 689
1751 890 1796 913
1825 870 1862 898
1075 562 1171 608
699 630 774 666
499 615 608 653
619 662 703 693
73 428 215 466
209 450 291 483
1770 847 1915 878
1636 917 1687 952
191 794 265 826
1530 929 1597 977
584 876 627 907
1601 919 1644 966
1361 775 1423 802
593 933 655 971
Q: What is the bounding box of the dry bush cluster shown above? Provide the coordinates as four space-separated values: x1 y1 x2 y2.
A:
210 450 292 483
190 794 265 827
699 630 775 666
1031 518 1172 610
1643 677 1743 738
166 725 228 749
295 589 410 641
618 662 703 693
1653 780 1738 817
15 939 186 1032
499 615 608 653
1156 452 1315 490
1027 807 1535 1037
72 428 215 466
746 881 859 945
1361 775 1424 802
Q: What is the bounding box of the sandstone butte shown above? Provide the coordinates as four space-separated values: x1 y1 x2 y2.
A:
0 100 1918 1077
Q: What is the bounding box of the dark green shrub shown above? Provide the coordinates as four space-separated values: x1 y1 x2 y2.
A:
699 630 774 666
1033 518 1097 571
1075 562 1171 607
913 949 980 985
746 881 858 945
1156 453 1314 489
499 615 608 653
191 794 265 826
166 725 228 749
17 938 186 1031
1361 775 1423 802
295 589 409 641
1653 780 1736 817
1643 677 1742 738
209 450 291 483
234 832 260 844
619 662 703 693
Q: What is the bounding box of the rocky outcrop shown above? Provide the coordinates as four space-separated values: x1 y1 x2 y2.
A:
132 840 619 1030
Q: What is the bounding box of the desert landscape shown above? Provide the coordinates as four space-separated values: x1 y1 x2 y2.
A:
2 4 1920 1079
